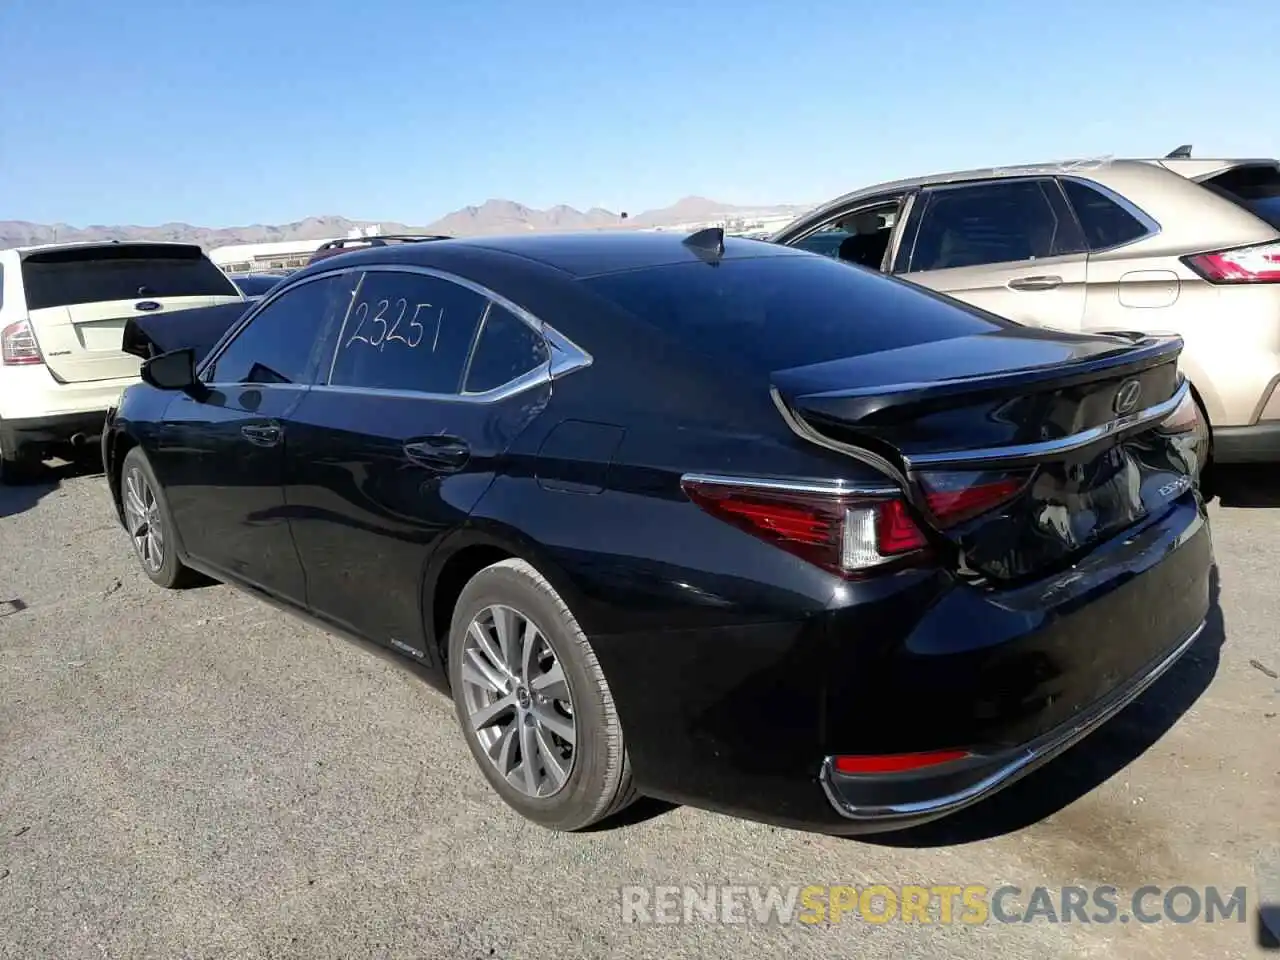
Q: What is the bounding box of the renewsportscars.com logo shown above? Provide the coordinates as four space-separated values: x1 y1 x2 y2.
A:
620 884 1251 928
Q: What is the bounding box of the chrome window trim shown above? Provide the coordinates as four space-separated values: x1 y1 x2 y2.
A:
903 379 1190 469
680 472 899 498
201 261 593 402
1056 175 1162 254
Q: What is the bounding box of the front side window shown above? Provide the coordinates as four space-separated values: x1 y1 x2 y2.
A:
464 305 550 394
328 270 487 393
204 274 349 385
907 180 1084 272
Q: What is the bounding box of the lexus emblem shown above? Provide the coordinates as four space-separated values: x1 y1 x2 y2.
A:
1113 379 1143 415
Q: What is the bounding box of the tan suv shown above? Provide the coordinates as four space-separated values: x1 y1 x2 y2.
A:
773 148 1280 465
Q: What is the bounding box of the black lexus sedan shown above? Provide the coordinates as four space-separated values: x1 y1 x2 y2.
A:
102 230 1213 835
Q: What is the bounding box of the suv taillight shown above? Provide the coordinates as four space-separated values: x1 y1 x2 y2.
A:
680 475 1024 578
1183 241 1280 283
1 319 43 365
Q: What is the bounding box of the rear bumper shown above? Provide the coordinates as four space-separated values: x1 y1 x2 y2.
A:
0 410 107 458
1212 422 1280 463
820 616 1203 827
591 494 1213 835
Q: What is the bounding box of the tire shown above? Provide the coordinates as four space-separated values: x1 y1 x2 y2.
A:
447 558 636 831
119 446 196 589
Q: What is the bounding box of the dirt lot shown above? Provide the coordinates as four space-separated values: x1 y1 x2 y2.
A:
1 465 1277 959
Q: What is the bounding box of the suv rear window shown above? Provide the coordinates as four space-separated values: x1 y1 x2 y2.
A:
1200 164 1280 230
583 254 1008 373
20 244 238 310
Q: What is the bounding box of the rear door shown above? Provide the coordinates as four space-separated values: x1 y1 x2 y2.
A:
283 267 554 657
18 243 243 383
892 178 1090 331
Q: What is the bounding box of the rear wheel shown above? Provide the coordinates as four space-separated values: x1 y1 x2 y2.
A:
120 446 195 589
447 558 636 831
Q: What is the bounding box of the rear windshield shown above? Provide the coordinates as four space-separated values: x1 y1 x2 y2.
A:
1201 164 1280 230
21 244 238 310
582 254 1009 373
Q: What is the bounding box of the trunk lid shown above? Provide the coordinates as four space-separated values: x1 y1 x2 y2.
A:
19 243 243 383
772 329 1202 581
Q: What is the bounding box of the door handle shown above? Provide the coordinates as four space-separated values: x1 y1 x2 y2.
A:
241 423 282 447
1008 275 1063 291
403 436 470 472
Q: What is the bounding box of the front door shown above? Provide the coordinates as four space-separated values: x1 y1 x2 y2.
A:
149 273 354 603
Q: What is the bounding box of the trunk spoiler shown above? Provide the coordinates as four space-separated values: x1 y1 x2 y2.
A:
121 301 251 362
770 330 1186 472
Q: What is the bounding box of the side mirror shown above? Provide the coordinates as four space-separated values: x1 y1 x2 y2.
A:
141 349 205 398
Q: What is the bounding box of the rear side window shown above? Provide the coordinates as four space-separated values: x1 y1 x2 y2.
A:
906 180 1085 272
328 270 487 393
1059 179 1151 249
20 244 239 310
464 304 549 394
583 254 1008 374
1199 164 1280 230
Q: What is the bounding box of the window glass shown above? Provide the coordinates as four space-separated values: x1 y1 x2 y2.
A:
1199 164 1280 231
329 271 486 393
204 275 347 385
793 227 850 259
1059 179 1151 249
20 244 238 310
585 253 1008 375
908 180 1078 272
464 305 550 393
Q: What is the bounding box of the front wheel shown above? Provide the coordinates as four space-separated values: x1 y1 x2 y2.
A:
119 446 196 589
447 558 636 831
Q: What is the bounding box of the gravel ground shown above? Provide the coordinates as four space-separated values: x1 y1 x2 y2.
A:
0 464 1277 959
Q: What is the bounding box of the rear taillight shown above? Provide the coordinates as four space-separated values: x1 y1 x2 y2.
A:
1183 241 1280 284
1 319 43 365
1157 387 1201 434
680 473 1025 578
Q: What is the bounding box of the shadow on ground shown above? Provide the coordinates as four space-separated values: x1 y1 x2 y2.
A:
0 456 103 520
1212 464 1280 508
860 566 1225 848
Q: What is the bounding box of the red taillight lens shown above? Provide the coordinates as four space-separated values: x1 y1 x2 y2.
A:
1 319 43 365
1183 241 1280 284
833 750 972 775
919 475 1027 527
1157 387 1201 434
682 473 1028 577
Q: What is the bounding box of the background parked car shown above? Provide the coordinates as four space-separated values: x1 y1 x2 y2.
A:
0 241 244 481
229 271 290 300
773 147 1280 471
103 230 1211 836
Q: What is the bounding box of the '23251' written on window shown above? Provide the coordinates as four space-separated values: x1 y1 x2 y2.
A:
344 298 443 351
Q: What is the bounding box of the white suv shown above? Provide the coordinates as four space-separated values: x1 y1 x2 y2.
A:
0 241 243 482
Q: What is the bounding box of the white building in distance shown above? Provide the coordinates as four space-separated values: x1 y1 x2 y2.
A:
210 225 384 273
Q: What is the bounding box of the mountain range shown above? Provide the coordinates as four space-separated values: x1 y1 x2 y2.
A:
0 196 809 250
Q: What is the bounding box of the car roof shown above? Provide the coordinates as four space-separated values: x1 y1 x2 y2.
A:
801 156 1280 213
300 230 803 280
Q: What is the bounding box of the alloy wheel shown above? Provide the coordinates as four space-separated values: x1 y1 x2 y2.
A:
123 466 164 573
459 603 576 798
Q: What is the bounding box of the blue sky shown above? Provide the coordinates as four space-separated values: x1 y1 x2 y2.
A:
2 0 1276 227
